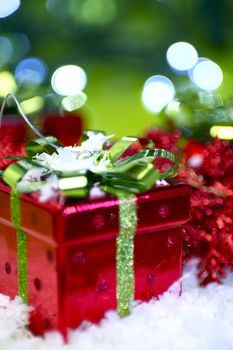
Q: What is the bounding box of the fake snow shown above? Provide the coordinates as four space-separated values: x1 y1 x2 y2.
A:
1 260 233 350
187 154 204 168
39 175 59 202
155 179 169 186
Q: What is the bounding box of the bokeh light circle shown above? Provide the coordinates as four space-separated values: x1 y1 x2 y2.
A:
0 71 17 97
62 92 87 111
15 57 47 86
0 0 20 18
13 33 30 59
188 57 208 81
142 75 175 113
0 37 13 66
166 42 198 71
51 65 87 96
82 0 116 25
191 59 223 90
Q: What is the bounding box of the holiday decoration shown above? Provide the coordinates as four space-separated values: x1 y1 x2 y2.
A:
0 95 190 335
146 128 233 285
181 138 233 285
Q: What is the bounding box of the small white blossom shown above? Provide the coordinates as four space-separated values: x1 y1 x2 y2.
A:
17 168 48 193
80 132 113 153
39 174 59 202
156 179 169 186
34 133 113 174
89 184 106 199
21 168 47 182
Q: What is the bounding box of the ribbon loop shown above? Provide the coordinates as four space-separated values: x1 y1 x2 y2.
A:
109 136 138 163
26 136 62 157
3 160 33 187
58 175 90 197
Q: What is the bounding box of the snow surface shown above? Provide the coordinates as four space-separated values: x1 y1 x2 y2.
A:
1 260 233 350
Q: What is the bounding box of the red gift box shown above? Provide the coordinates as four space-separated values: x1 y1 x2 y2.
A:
0 181 189 335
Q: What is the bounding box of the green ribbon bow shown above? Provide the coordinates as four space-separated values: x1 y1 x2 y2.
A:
3 135 177 196
1 134 177 317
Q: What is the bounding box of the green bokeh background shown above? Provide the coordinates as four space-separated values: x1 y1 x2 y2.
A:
1 0 233 136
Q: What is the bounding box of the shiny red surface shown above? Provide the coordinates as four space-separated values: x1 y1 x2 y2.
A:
43 114 83 146
0 182 190 335
0 118 26 169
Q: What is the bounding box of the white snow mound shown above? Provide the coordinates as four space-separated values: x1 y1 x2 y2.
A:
0 260 232 350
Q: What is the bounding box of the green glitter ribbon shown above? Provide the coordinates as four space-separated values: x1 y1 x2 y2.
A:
10 187 28 304
116 191 137 317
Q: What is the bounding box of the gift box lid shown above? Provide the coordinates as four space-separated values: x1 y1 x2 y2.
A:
0 181 190 246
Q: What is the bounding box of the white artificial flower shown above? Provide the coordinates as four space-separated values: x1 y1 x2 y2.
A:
155 179 169 186
80 132 113 153
39 174 59 202
17 167 48 193
34 133 113 174
89 184 106 199
21 167 47 182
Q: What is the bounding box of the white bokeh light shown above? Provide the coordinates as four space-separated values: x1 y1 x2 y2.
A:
191 59 223 90
51 65 87 96
0 0 20 18
166 42 198 71
142 75 175 113
188 57 208 81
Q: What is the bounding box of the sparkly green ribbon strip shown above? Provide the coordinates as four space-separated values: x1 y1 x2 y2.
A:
117 192 137 317
10 187 28 304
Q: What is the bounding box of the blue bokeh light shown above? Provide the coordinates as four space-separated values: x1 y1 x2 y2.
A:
15 57 48 86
